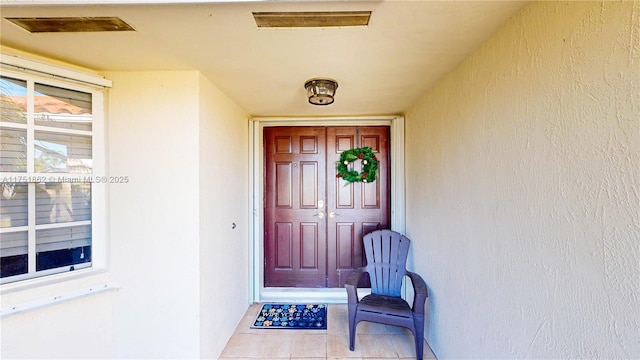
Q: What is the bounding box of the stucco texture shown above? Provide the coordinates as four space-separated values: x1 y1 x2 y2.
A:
106 71 248 359
197 73 249 358
405 1 639 359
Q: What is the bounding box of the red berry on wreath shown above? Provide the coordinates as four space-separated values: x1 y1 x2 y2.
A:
373 156 377 161
336 174 341 178
358 153 363 159
361 173 368 179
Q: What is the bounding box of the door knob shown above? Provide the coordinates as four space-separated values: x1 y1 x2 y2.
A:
314 212 325 219
329 212 339 218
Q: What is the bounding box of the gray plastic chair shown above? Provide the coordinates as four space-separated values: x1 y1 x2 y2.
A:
344 229 428 360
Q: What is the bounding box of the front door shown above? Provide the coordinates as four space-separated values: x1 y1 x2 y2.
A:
264 126 390 288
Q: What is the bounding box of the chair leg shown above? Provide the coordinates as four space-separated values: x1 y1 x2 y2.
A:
348 306 357 351
413 314 425 360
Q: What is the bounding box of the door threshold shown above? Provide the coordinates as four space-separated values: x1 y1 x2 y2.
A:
259 287 371 304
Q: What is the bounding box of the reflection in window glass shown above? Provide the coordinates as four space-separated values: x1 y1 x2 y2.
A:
0 127 27 172
0 231 28 278
0 76 27 124
34 83 92 131
36 225 91 271
0 182 28 228
1 68 100 285
36 182 91 225
34 131 92 173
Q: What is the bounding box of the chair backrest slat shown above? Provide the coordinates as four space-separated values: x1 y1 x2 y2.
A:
363 230 410 296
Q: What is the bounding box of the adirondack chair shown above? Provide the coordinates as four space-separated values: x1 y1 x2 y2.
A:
345 230 428 360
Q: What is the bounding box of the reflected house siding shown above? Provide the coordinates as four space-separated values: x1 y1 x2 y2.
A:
1 86 94 281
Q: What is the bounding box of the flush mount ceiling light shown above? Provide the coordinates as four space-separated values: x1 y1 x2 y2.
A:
305 78 338 106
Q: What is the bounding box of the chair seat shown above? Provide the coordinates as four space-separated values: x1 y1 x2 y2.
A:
358 294 412 318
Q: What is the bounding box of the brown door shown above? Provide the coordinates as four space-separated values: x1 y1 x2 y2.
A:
264 126 390 288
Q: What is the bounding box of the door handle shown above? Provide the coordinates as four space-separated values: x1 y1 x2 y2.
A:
313 212 325 219
329 212 339 218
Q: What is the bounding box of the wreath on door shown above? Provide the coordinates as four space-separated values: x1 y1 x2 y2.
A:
336 147 378 184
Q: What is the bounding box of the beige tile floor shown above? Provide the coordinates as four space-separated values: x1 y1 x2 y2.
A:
220 303 437 360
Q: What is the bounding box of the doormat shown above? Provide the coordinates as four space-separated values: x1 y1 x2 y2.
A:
251 304 327 330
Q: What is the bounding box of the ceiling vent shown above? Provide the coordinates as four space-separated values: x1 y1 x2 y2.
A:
253 11 371 28
5 17 135 33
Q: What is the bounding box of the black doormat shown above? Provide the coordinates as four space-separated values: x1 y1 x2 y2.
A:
251 304 327 330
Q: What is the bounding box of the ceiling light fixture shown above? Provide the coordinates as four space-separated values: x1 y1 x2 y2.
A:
304 78 338 106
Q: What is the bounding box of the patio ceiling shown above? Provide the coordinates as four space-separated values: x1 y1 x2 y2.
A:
0 0 528 117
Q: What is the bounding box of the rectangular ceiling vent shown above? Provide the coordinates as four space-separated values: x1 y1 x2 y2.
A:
253 11 371 28
5 17 135 33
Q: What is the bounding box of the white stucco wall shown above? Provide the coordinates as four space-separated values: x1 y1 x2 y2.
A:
106 71 202 358
197 74 249 358
106 71 249 359
0 290 113 358
405 2 639 359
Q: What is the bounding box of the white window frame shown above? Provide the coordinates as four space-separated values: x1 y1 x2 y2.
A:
0 53 110 290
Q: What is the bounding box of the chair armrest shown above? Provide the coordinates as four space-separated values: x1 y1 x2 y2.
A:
344 267 367 304
406 271 428 314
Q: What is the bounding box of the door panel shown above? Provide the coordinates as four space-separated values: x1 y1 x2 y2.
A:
275 162 292 208
300 223 318 269
264 126 389 288
326 126 390 287
300 162 318 208
265 127 327 287
275 222 293 268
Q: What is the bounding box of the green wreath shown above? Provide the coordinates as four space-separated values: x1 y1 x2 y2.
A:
336 147 378 184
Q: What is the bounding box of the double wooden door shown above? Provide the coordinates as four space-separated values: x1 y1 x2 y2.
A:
264 126 390 288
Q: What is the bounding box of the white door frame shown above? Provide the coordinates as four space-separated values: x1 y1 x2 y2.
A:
248 116 405 304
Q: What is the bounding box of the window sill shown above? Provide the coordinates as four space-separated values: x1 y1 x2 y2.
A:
0 269 117 318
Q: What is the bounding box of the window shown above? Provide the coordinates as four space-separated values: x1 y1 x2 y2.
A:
0 66 105 285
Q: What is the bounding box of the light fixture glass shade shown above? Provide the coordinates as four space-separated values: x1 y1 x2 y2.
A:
304 78 338 105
